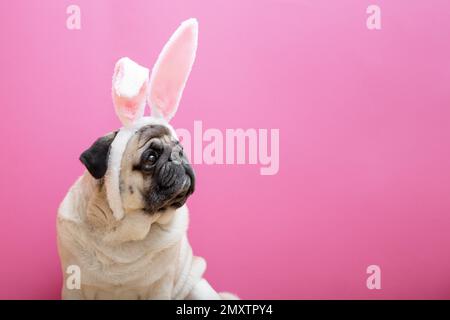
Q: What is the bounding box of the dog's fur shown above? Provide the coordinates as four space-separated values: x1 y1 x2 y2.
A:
57 19 236 300
57 125 235 299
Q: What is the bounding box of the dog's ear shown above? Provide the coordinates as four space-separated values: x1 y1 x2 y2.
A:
80 132 117 179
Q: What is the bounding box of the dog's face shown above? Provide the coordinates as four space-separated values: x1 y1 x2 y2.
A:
80 124 195 215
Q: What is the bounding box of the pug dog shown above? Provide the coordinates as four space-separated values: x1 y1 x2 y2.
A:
57 19 237 300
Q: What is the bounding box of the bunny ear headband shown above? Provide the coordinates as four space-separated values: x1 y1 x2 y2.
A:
105 18 198 220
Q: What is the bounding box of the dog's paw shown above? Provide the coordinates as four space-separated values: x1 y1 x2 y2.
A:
219 292 240 300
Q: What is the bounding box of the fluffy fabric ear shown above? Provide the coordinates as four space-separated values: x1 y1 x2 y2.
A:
112 57 149 127
148 18 198 121
80 132 117 179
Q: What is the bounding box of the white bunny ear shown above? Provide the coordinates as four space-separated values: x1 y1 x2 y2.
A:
148 18 198 121
112 57 149 127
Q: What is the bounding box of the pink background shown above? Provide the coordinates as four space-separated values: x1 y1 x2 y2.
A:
0 0 450 299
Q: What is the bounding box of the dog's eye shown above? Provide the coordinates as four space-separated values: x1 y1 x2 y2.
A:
142 150 159 171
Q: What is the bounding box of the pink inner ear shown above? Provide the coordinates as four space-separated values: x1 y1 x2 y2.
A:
112 57 149 127
149 18 198 121
113 82 148 121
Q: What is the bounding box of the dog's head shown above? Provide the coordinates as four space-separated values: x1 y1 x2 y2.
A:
80 124 195 215
79 19 198 219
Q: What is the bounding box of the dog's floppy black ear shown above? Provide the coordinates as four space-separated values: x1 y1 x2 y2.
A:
79 132 117 179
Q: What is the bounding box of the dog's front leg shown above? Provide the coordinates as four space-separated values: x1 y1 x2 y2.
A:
144 269 177 300
61 286 84 300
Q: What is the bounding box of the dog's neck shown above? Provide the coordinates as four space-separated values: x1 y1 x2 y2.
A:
63 172 176 245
